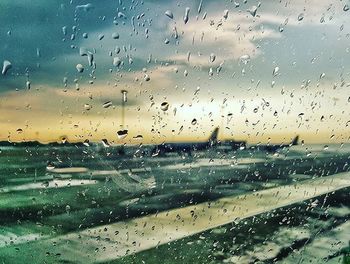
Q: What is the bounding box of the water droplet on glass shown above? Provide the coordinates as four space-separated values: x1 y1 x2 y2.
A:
79 47 89 56
82 32 88 38
76 64 84 73
118 12 126 19
184 7 190 24
239 54 250 64
117 129 128 139
26 81 31 90
297 13 304 21
16 128 23 134
160 102 169 111
248 6 258 17
76 3 94 12
46 163 55 170
84 104 92 110
133 135 143 140
103 101 112 108
343 4 349 11
165 10 173 19
112 33 119 39
101 139 110 147
223 10 229 19
191 118 197 125
209 53 216 63
272 66 279 76
98 34 104 40
144 74 150 81
113 57 122 67
2 60 12 75
83 139 90 146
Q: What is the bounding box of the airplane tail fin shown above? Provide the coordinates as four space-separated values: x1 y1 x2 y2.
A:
291 135 299 146
208 127 219 146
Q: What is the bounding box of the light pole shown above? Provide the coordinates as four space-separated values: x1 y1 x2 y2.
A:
121 90 128 129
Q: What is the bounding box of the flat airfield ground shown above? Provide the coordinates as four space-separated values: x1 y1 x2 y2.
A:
0 144 349 263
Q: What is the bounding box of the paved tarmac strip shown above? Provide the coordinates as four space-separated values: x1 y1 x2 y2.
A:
279 221 350 264
3 172 350 264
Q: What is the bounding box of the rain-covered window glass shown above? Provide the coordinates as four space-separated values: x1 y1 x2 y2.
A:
0 0 350 263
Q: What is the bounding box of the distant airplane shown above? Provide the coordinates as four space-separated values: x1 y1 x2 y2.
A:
251 135 299 153
151 127 219 156
217 138 247 152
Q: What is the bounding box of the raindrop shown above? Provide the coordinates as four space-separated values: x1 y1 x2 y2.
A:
113 57 122 67
209 53 216 63
239 54 250 64
165 10 173 19
343 4 349 11
16 128 23 134
2 60 12 75
82 33 88 38
79 47 89 56
76 64 84 73
184 7 190 24
191 118 197 125
83 139 90 146
103 101 112 108
209 67 213 76
26 81 31 90
112 33 119 39
84 104 92 110
223 9 229 19
160 102 169 111
98 34 104 40
76 3 94 12
272 66 279 76
117 130 128 139
144 74 150 81
46 163 55 170
101 139 110 147
248 6 258 17
133 135 143 140
198 0 203 13
297 13 304 21
118 12 126 18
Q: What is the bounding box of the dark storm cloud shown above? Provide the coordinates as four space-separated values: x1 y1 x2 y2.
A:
0 0 158 91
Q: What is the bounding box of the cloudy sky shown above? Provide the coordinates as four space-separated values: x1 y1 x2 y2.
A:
0 0 349 144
